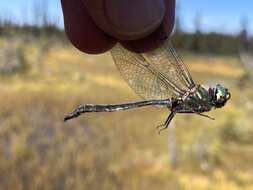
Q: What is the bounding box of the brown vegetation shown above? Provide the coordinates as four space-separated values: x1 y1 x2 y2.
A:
0 36 252 190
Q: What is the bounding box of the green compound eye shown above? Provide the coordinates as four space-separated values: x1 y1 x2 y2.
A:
216 84 226 100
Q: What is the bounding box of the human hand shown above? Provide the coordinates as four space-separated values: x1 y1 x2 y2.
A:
61 0 175 54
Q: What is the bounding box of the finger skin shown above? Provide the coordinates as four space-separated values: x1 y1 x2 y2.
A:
82 0 165 40
61 0 116 54
61 0 175 53
121 0 175 53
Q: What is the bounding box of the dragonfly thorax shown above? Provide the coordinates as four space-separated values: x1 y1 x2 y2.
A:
209 84 231 108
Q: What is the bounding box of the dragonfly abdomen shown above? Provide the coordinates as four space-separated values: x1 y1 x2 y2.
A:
64 99 172 121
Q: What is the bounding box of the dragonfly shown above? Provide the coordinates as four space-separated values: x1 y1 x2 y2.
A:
64 40 231 133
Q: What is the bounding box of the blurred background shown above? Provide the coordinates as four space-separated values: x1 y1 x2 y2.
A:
0 0 252 189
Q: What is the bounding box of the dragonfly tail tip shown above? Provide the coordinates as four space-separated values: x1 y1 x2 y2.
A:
64 112 79 122
63 115 71 122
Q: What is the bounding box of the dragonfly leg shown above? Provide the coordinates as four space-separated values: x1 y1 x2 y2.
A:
156 99 181 134
156 116 170 131
196 113 215 120
156 111 177 134
177 110 215 121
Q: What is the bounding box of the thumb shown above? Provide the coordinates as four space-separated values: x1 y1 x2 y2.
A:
82 0 166 40
61 0 116 54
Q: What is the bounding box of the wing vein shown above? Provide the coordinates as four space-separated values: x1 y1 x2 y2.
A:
167 42 195 88
111 40 196 100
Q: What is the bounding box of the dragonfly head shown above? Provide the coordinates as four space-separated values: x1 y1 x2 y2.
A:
211 84 231 108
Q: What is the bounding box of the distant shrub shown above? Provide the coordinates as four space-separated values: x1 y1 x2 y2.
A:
0 42 29 75
219 118 253 144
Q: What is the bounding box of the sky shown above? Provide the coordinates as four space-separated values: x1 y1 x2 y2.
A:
0 0 253 35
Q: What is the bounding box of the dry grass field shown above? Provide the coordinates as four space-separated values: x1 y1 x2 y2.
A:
0 37 252 190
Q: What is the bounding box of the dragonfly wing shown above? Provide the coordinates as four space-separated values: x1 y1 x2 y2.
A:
143 40 195 91
111 41 191 100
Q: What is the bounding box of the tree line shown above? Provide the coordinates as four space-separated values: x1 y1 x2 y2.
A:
172 30 250 55
0 0 251 56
